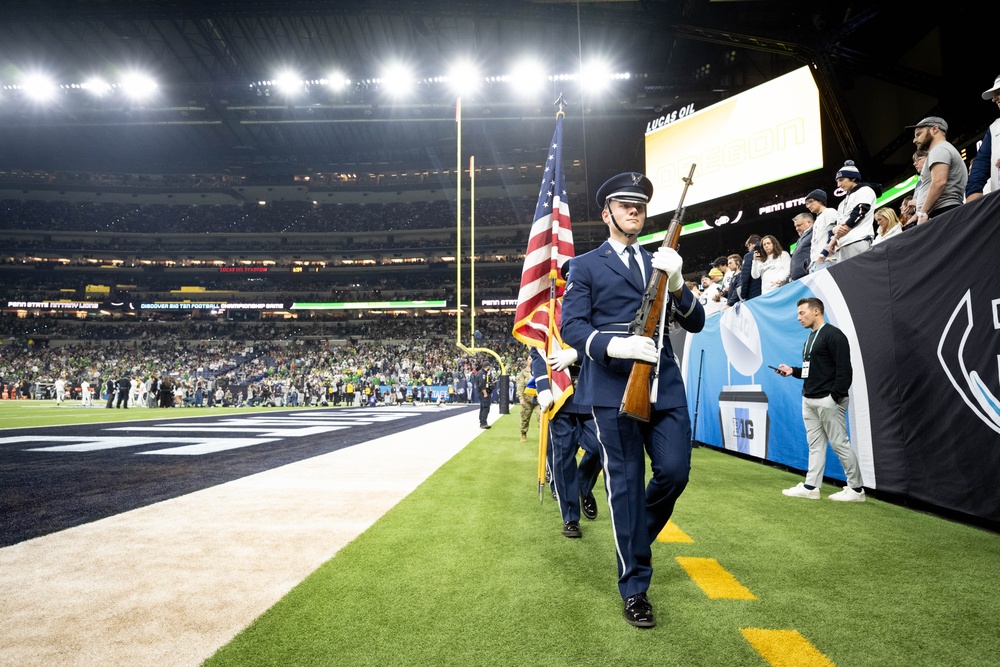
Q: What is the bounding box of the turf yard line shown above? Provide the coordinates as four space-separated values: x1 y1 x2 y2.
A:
0 409 482 667
741 628 836 667
675 556 757 599
657 519 694 543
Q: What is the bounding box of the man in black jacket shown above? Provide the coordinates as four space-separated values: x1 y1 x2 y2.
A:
476 362 494 429
116 374 131 408
789 213 814 281
776 298 865 502
105 376 117 409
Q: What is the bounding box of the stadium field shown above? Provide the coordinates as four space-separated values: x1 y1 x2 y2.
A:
2 403 999 666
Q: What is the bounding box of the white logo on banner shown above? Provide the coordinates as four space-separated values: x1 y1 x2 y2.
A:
718 301 769 458
937 290 1000 435
720 302 763 378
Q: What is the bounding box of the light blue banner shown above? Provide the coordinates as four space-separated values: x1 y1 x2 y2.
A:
685 281 849 482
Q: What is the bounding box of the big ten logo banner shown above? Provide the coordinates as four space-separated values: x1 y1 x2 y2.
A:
684 281 855 482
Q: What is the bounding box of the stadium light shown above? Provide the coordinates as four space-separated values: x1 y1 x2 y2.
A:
445 61 482 96
326 72 351 90
81 77 112 97
578 60 613 95
507 59 547 96
379 63 415 97
273 70 304 97
120 72 158 100
22 72 58 102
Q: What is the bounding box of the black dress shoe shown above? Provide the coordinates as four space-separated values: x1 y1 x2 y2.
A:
562 520 582 538
581 494 598 520
623 592 656 628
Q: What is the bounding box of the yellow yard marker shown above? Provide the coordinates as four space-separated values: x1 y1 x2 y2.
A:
657 520 694 543
741 628 836 667
675 556 756 599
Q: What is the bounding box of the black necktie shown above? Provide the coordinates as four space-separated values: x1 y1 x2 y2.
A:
627 246 645 290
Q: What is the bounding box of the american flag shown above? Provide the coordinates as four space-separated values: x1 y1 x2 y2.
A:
512 114 575 411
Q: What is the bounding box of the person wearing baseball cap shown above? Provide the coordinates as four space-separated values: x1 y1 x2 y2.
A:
906 115 967 224
561 171 705 627
967 74 1000 202
803 188 837 272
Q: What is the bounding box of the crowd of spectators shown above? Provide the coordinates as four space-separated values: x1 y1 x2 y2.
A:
0 310 516 343
3 272 474 303
0 312 527 409
0 161 589 191
0 195 595 236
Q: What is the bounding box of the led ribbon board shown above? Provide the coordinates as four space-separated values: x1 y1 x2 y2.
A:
645 66 823 217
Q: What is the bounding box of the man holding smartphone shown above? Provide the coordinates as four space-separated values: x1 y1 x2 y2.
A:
774 298 865 502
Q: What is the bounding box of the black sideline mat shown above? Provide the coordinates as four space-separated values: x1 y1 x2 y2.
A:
0 406 477 547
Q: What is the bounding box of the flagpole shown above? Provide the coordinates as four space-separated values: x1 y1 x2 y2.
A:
511 95 575 495
537 96 567 500
537 409 549 501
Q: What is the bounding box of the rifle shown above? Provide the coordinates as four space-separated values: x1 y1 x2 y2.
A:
618 163 696 422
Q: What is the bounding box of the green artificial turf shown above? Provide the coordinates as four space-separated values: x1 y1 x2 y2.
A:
201 407 1000 666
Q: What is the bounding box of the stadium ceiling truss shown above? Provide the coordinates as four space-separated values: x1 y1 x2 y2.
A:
0 1 950 176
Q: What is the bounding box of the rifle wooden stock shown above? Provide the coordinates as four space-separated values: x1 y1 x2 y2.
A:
619 164 696 422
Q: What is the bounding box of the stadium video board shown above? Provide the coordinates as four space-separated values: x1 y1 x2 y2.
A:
644 66 823 217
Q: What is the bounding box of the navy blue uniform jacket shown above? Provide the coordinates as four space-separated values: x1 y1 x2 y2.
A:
530 345 589 415
561 241 705 410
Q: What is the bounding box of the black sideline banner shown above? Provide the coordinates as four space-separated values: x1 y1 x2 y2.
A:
683 194 1000 524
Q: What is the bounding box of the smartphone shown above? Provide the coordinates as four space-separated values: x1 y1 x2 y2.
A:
768 365 783 374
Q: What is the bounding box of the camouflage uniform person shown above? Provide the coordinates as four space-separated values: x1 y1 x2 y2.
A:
515 359 539 442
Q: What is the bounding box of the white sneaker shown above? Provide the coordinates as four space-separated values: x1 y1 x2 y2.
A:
828 486 866 502
782 483 820 499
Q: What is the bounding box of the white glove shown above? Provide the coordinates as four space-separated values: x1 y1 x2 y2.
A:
651 247 684 292
606 335 657 363
537 389 553 410
546 347 578 371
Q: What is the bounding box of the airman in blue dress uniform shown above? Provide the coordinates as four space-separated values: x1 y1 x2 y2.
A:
530 344 601 539
561 172 705 628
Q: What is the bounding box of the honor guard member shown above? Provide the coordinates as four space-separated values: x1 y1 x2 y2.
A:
531 342 602 539
561 172 705 628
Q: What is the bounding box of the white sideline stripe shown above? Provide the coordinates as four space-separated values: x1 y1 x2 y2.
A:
0 409 484 667
138 438 286 455
116 419 371 427
7 436 272 453
113 425 352 437
2 435 160 446
109 426 314 432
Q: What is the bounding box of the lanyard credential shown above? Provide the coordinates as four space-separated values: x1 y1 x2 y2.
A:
802 324 824 361
801 324 824 378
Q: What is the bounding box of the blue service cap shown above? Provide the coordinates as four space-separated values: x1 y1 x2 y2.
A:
596 172 654 208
